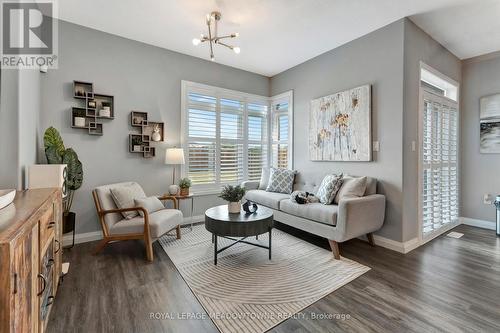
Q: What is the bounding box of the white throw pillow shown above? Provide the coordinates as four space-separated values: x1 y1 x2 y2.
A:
258 167 270 190
334 176 367 204
316 174 344 204
110 183 146 219
266 168 296 194
134 196 165 217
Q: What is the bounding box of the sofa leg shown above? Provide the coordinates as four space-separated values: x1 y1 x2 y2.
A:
176 225 181 239
328 240 340 260
367 233 375 247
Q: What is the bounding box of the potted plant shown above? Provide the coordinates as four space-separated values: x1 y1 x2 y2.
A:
178 178 192 196
43 127 83 236
219 185 246 214
132 136 142 152
74 109 86 127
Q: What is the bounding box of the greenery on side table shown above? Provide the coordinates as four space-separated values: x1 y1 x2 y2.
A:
178 178 192 196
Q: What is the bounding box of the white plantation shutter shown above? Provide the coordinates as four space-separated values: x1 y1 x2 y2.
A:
183 82 275 191
271 101 291 168
421 91 459 236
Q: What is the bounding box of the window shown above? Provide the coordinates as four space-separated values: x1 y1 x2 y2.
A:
182 81 287 193
419 64 459 239
270 92 293 169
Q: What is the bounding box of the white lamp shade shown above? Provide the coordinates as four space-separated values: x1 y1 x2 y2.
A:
165 148 185 165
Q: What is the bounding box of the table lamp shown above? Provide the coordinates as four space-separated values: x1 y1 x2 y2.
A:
165 148 185 195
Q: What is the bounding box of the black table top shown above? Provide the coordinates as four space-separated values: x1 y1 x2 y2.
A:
205 204 273 223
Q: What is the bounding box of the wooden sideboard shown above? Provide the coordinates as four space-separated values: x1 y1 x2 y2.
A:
0 188 63 333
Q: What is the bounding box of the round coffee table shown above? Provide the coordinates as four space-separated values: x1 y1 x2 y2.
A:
205 205 274 265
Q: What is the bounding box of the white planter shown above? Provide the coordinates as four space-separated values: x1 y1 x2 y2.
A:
99 107 111 118
133 145 142 152
228 201 241 214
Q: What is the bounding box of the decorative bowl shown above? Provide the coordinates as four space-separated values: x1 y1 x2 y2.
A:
0 189 16 210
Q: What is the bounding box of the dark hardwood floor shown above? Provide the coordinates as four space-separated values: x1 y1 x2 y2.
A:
48 224 500 333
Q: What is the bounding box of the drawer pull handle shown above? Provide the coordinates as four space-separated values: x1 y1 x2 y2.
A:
46 259 55 268
37 273 47 296
13 273 18 294
54 239 61 253
46 296 55 306
47 221 55 229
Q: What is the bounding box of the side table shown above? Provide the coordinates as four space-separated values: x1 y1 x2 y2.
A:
162 193 195 231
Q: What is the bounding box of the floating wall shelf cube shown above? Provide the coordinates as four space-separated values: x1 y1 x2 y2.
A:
129 111 165 158
72 81 114 136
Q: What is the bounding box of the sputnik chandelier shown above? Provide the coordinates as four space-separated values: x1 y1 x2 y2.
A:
192 11 240 61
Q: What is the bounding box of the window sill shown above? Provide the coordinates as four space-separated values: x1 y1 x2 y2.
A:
189 189 221 196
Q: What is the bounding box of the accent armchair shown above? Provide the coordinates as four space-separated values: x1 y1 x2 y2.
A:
92 182 183 261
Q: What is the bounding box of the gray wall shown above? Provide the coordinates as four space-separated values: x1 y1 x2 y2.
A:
40 20 269 234
461 54 500 222
0 69 41 190
402 19 462 241
270 20 405 242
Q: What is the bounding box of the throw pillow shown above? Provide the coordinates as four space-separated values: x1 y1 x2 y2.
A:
334 176 367 204
258 167 270 190
110 183 146 219
316 174 344 204
266 168 296 194
134 196 165 217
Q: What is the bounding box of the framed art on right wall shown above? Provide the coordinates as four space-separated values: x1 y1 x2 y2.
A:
480 93 500 153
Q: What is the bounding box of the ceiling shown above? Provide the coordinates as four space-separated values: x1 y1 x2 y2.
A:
55 0 500 77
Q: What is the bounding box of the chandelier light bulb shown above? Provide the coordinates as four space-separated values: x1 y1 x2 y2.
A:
234 32 239 37
192 38 201 46
211 55 215 61
233 47 241 54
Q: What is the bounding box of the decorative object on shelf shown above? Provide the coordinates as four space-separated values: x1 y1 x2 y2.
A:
165 148 185 195
44 127 83 248
179 178 192 196
72 80 114 136
132 136 142 152
152 123 162 142
480 93 500 153
219 185 246 214
242 200 258 215
128 111 165 158
192 11 240 61
310 84 372 161
0 189 15 210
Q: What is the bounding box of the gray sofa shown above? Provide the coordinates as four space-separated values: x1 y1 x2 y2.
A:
242 172 385 259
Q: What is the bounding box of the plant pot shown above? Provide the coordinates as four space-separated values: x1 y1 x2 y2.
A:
133 145 142 152
74 117 86 127
179 187 189 196
63 211 76 234
228 201 241 214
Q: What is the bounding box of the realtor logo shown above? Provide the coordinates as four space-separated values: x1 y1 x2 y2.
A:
1 0 58 68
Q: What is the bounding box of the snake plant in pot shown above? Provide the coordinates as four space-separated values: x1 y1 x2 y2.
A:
44 127 83 235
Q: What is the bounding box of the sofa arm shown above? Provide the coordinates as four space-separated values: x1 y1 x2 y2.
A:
241 180 260 191
335 194 386 242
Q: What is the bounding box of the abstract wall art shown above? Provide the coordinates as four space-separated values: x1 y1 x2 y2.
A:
480 93 500 154
309 85 371 161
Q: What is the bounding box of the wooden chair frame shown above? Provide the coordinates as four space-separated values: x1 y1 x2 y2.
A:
92 191 181 262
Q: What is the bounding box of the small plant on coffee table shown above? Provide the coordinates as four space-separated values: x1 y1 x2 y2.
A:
219 185 246 213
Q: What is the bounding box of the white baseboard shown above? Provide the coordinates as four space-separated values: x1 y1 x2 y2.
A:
459 217 496 230
369 235 420 254
63 230 102 246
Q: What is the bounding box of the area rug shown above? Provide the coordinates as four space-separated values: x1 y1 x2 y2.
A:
159 225 369 333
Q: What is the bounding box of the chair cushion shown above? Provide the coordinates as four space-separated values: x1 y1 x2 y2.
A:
110 183 146 219
134 196 165 217
334 176 367 204
266 168 296 194
245 190 290 210
109 209 183 238
316 174 344 204
280 199 338 225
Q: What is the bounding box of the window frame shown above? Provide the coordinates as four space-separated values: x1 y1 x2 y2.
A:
181 81 291 195
270 91 294 170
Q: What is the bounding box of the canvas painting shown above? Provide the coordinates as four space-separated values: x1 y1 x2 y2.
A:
480 93 500 153
309 85 371 161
